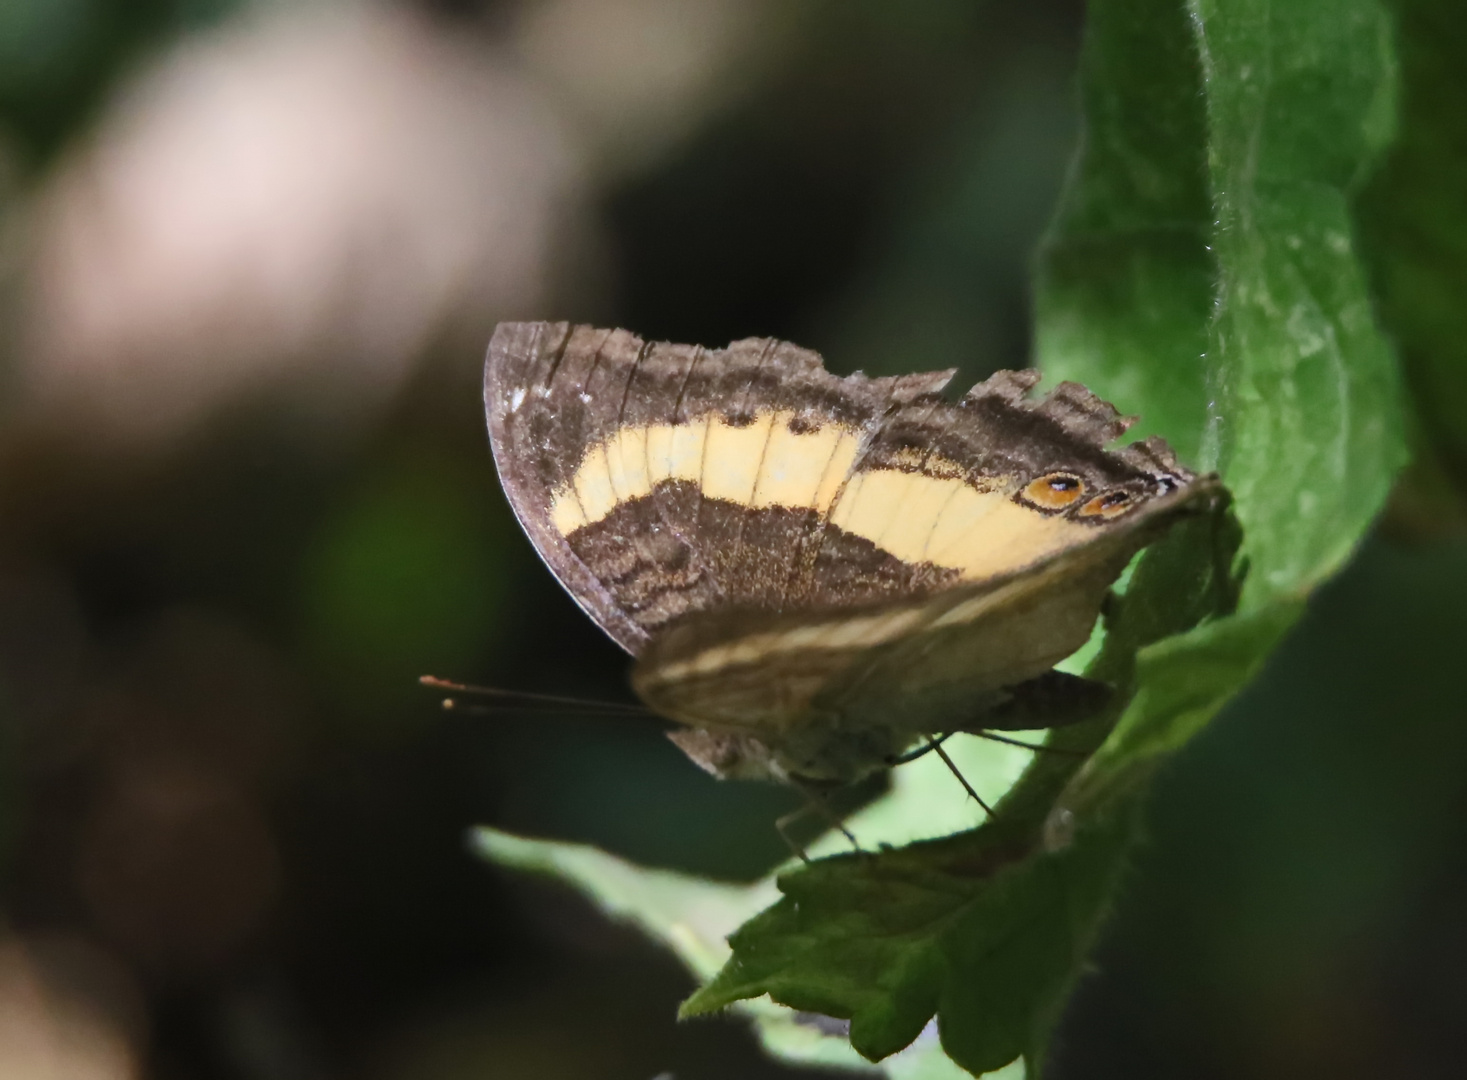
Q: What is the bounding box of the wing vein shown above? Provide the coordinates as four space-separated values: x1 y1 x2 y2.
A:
718 340 781 594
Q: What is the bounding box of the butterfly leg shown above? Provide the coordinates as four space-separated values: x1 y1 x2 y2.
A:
926 737 995 816
775 800 857 864
892 733 1001 812
774 805 816 865
886 731 956 767
786 779 861 855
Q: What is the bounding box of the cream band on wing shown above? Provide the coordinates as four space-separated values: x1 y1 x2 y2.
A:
640 571 1055 689
552 410 860 532
550 409 1094 582
641 605 933 687
640 562 1083 697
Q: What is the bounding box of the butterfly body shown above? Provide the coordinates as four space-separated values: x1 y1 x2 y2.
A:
486 322 1217 786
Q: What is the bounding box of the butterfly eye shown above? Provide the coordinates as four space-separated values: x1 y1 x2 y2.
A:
1078 490 1136 520
1021 473 1086 510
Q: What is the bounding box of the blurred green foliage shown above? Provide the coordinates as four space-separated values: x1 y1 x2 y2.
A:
299 445 511 724
1357 0 1467 508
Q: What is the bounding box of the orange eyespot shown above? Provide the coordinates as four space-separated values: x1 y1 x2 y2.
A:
1078 490 1137 520
1021 472 1086 510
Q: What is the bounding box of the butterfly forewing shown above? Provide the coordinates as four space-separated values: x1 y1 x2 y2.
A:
487 322 956 650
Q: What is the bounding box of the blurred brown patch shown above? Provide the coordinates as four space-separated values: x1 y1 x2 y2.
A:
74 755 280 976
15 4 585 452
0 934 144 1080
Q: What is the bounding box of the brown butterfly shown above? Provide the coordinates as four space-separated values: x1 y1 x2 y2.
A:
483 322 1218 790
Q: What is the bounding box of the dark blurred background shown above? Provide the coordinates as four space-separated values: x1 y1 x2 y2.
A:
0 1 1464 1078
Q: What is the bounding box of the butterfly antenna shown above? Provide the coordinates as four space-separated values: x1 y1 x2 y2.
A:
440 699 665 722
927 736 995 816
973 730 1087 757
891 730 1085 762
420 675 654 717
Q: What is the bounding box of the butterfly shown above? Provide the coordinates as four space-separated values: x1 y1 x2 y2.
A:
484 322 1218 789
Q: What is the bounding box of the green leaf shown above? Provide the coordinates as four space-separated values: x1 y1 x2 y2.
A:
681 799 1138 1070
684 0 1409 1076
1190 0 1405 603
1035 0 1216 463
473 826 983 1080
477 1 1410 1076
681 510 1243 1074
